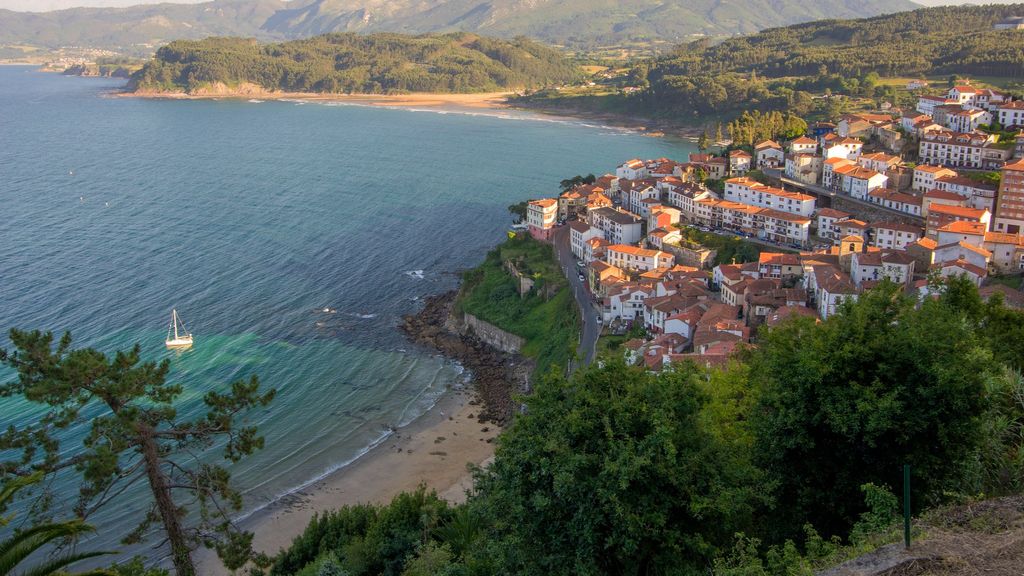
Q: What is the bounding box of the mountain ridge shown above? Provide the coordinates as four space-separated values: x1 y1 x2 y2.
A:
0 0 921 52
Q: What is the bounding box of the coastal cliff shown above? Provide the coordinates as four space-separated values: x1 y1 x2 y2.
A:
402 291 533 426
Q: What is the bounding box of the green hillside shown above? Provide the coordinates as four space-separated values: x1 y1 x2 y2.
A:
517 3 1024 121
129 33 581 94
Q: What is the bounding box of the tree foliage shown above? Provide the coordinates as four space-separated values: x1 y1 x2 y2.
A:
0 473 113 576
0 330 276 576
130 33 580 95
472 360 764 575
748 281 992 540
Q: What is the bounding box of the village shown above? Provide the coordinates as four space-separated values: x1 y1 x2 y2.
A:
524 82 1024 372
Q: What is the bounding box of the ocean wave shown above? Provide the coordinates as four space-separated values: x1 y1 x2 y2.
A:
404 269 425 280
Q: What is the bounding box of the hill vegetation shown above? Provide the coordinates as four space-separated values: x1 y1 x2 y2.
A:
517 3 1024 121
129 33 580 95
258 277 1024 575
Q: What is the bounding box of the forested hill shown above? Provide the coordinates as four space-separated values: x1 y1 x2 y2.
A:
651 3 1024 79
128 33 580 95
618 3 1024 117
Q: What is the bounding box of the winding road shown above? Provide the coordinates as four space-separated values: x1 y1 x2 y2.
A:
551 225 602 370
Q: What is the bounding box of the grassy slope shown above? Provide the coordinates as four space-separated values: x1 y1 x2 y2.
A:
456 234 579 376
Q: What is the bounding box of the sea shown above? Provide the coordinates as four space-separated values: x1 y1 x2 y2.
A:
0 66 694 561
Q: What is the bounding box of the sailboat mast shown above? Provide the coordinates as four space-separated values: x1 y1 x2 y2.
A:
173 309 179 340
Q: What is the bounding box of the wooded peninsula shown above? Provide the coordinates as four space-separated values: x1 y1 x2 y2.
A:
128 33 581 96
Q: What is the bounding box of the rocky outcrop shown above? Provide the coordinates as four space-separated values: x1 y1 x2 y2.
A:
402 291 533 426
62 64 133 78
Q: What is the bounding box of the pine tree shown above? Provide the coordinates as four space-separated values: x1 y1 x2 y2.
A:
0 330 276 576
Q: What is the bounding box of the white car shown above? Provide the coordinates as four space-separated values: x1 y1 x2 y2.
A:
578 274 585 282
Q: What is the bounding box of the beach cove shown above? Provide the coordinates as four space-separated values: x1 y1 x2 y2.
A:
0 66 695 568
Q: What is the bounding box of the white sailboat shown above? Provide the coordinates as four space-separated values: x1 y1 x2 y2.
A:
165 309 194 349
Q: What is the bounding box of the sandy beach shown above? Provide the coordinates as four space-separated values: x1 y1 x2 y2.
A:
120 84 513 110
197 387 498 575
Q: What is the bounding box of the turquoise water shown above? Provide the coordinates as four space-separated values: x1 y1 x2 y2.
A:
0 66 694 558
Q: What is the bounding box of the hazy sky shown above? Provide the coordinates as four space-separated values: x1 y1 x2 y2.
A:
0 0 1017 11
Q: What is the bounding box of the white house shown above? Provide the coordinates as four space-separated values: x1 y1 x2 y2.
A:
866 188 923 217
723 177 816 216
755 140 785 169
871 221 923 250
789 136 818 155
625 184 660 215
785 153 823 185
838 166 888 200
807 265 858 320
912 165 958 192
997 101 1024 128
588 207 644 245
606 244 675 273
728 150 753 175
919 130 1010 170
850 251 916 288
568 220 603 260
823 137 864 161
945 108 993 133
526 198 557 241
666 183 713 220
816 208 852 242
616 159 648 180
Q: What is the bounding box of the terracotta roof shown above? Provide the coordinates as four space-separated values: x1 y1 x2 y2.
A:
985 232 1024 245
868 188 922 206
979 284 1024 309
817 208 851 219
939 258 988 277
937 241 992 259
872 221 922 234
911 237 938 250
1004 159 1024 172
766 305 817 327
937 221 987 235
755 139 782 150
790 136 817 145
929 204 988 219
729 149 752 158
530 198 557 208
608 244 667 258
915 164 955 174
924 189 968 202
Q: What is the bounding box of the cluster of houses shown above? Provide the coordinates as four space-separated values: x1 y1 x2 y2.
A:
524 146 1024 371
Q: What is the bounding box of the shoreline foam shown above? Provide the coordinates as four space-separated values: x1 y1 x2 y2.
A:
197 386 497 575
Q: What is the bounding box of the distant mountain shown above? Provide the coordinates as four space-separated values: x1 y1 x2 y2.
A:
0 0 921 52
0 0 285 52
260 0 921 47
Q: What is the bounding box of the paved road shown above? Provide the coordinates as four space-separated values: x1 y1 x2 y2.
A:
551 226 601 370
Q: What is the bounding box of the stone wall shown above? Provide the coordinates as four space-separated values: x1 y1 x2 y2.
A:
831 196 924 227
447 312 526 355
